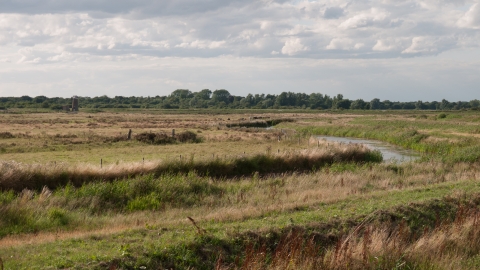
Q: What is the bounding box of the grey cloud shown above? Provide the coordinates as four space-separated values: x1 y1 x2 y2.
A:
324 7 344 19
1 0 480 61
0 0 258 17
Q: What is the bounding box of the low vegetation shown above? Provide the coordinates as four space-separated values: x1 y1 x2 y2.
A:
1 110 480 269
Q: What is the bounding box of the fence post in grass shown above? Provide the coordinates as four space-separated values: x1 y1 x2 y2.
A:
127 129 132 140
101 158 103 168
172 129 175 137
317 140 320 148
143 157 144 164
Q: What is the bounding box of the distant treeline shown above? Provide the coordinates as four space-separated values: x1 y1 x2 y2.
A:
1 89 479 110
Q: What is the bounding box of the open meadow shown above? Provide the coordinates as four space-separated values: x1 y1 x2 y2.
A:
1 109 480 269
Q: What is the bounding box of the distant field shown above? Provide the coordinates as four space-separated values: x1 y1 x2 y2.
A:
1 109 480 269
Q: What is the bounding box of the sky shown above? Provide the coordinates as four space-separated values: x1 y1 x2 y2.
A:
0 0 480 101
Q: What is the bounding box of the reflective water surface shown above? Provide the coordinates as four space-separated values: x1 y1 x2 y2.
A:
316 136 419 163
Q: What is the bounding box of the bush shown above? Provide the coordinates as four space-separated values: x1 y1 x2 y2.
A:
438 113 447 119
135 131 200 144
176 131 198 143
0 132 14 139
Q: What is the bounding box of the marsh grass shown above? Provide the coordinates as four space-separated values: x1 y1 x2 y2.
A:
2 110 480 268
0 141 381 191
235 200 480 270
295 114 480 163
0 158 477 239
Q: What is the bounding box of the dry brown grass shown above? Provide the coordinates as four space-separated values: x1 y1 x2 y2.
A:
0 140 379 191
2 159 477 250
227 204 480 270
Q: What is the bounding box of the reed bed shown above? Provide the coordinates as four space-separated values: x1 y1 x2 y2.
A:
233 202 480 270
0 142 381 191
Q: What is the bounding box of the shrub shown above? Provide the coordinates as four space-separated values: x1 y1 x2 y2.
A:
135 131 200 144
176 131 198 143
0 132 14 139
438 113 447 119
135 132 176 145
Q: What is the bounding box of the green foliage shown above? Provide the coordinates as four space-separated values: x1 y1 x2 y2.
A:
0 190 15 204
48 208 70 226
446 145 480 163
0 92 478 111
62 174 223 213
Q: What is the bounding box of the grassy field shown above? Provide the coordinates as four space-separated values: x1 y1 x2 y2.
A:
1 109 480 269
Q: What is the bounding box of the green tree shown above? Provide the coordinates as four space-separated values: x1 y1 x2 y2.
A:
350 99 366 110
336 99 351 109
370 98 381 110
171 89 193 99
212 89 231 104
440 99 450 110
194 89 212 100
415 100 426 110
470 99 480 108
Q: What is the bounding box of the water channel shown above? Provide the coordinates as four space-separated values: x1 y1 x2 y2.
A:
316 136 419 163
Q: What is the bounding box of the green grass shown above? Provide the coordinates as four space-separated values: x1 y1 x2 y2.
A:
2 110 480 269
2 179 480 269
290 114 480 163
0 145 381 191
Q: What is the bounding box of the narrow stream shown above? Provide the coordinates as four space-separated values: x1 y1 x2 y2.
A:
317 136 419 163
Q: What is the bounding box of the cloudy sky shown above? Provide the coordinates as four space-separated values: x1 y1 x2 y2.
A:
1 0 479 101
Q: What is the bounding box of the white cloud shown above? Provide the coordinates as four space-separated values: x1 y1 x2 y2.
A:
326 38 351 50
372 40 396 51
281 38 308 55
0 0 480 100
339 8 393 29
402 37 439 54
457 3 480 29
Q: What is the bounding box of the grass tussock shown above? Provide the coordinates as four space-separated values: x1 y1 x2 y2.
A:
0 142 381 191
233 204 480 270
135 130 200 144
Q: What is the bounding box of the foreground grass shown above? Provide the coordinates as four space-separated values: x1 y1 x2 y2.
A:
1 178 480 269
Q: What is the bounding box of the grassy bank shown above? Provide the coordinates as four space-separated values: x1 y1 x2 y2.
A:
2 178 480 269
292 113 480 163
0 141 381 191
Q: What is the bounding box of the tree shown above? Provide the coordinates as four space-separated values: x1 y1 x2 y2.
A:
350 99 366 110
195 89 212 100
440 99 450 110
415 100 425 110
336 99 351 109
34 96 48 103
212 89 231 104
370 98 381 110
171 89 193 99
308 93 325 109
470 99 480 108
